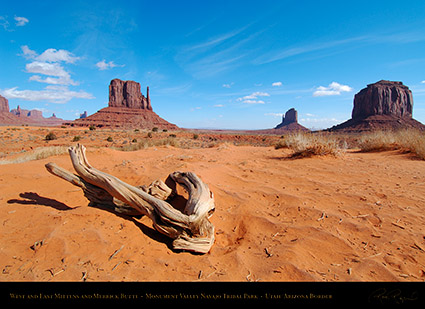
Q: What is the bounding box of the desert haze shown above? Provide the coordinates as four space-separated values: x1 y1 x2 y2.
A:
0 126 424 281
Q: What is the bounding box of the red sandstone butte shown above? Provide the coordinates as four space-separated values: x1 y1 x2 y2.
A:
329 80 425 132
70 79 178 130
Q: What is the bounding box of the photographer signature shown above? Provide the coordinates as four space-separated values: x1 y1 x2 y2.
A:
369 288 418 304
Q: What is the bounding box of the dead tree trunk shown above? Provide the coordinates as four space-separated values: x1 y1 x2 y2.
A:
45 144 215 254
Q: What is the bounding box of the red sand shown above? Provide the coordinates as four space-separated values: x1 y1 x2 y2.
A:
0 127 424 281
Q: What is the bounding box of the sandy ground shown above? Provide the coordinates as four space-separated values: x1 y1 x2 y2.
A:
0 127 424 282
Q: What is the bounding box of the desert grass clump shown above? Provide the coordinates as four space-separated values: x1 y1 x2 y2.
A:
282 131 345 158
0 146 68 165
358 129 425 159
120 137 179 151
45 131 57 141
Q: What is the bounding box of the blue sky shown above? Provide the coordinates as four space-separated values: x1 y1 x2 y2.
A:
1 0 425 130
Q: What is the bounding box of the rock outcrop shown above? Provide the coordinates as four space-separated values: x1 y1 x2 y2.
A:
11 106 43 119
70 79 178 130
0 97 65 126
273 108 309 132
275 108 298 128
0 95 9 112
352 80 413 119
329 80 425 132
109 79 152 110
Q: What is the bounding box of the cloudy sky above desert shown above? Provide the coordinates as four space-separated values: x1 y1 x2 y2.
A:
1 0 425 129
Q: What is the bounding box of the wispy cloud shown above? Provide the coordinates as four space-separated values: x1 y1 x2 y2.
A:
1 15 29 31
313 82 352 97
14 16 29 27
222 82 234 88
175 25 261 78
265 112 283 117
96 59 125 70
253 36 367 65
272 81 282 87
237 91 270 104
253 29 425 66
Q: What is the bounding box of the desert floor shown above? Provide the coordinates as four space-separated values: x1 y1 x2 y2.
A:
0 126 424 281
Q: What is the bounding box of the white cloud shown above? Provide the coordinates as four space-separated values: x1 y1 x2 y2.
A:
299 117 343 130
26 61 78 86
21 45 37 59
10 45 93 103
265 112 283 117
96 59 124 70
20 46 80 86
214 104 224 107
0 16 10 30
243 100 265 104
272 81 282 87
421 80 425 84
14 16 29 26
237 91 270 104
313 82 352 97
36 48 80 63
1 86 94 104
222 82 234 88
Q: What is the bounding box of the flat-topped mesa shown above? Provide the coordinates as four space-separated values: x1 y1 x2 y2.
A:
109 79 152 110
352 80 413 120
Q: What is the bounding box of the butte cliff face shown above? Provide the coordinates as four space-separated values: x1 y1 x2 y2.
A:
0 94 10 112
71 79 178 130
352 80 413 119
274 108 309 132
109 79 152 110
329 80 424 132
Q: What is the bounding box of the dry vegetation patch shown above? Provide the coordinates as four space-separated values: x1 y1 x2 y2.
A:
358 129 425 159
276 131 346 158
0 146 68 165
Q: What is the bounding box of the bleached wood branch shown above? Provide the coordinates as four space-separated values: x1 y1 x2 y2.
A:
45 144 215 253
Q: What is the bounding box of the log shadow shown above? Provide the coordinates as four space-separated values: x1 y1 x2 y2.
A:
7 192 75 211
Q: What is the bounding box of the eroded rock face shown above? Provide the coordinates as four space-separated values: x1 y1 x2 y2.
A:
275 108 302 128
70 79 178 130
352 80 413 120
109 79 152 110
0 95 9 113
329 80 424 132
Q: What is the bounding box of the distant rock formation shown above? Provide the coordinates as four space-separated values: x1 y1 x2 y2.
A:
0 96 65 126
0 94 9 112
274 108 309 132
329 80 425 132
70 79 178 130
79 111 88 119
275 108 298 128
11 106 43 119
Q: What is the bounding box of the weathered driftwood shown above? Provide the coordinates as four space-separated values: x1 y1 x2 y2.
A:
45 144 215 253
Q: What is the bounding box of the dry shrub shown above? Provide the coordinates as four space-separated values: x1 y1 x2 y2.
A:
281 131 345 158
358 129 425 159
0 146 68 165
120 137 179 151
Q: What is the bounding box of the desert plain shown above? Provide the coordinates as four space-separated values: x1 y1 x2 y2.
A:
0 125 424 282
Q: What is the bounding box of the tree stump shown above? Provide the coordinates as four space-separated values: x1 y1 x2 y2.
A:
45 144 215 254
